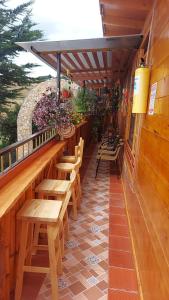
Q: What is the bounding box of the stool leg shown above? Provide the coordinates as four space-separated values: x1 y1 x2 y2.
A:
25 223 34 265
77 173 81 208
59 221 65 257
47 225 59 300
56 235 63 275
64 211 69 240
15 221 29 300
71 187 78 221
32 223 41 255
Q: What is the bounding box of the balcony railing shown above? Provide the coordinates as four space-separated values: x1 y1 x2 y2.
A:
0 126 56 174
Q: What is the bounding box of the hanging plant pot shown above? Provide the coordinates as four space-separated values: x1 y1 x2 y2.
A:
61 89 71 99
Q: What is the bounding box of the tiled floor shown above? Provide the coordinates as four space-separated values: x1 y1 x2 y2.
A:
36 149 109 300
21 146 139 300
109 174 139 299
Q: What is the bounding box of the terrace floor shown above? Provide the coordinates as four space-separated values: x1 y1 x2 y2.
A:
21 145 139 300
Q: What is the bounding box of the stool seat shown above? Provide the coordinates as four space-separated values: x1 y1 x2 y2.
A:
56 162 74 172
60 155 76 163
35 179 70 195
17 199 63 223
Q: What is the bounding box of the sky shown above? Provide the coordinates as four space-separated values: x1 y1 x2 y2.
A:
8 0 103 77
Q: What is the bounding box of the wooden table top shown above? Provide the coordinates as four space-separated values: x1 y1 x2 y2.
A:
0 141 66 218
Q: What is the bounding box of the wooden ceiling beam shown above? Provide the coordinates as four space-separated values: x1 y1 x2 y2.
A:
72 74 113 81
104 26 140 36
69 67 112 74
86 82 112 89
103 10 146 21
103 15 143 29
100 0 152 12
72 70 113 79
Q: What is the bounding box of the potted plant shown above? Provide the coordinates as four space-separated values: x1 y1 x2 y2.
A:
73 87 97 114
61 88 72 99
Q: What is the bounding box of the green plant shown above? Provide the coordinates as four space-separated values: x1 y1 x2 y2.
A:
73 88 97 114
0 0 43 109
71 112 85 125
73 88 88 113
111 83 122 112
0 104 20 148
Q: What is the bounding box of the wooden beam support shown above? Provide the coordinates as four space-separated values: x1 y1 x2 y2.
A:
100 0 153 12
104 26 140 36
56 52 61 104
103 15 143 29
70 67 112 74
72 74 113 81
86 82 112 89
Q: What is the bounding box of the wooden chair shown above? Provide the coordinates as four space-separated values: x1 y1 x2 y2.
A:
60 137 84 164
95 144 123 178
97 141 124 154
15 192 71 300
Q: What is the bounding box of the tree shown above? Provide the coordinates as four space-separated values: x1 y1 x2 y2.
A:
0 104 20 147
0 0 43 108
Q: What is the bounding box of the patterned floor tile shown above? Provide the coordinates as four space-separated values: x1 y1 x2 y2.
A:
34 147 139 299
36 148 109 299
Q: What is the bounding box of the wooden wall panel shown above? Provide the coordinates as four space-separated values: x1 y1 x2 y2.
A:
123 163 169 300
119 0 169 299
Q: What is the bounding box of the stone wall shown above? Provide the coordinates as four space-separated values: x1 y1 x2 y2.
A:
17 78 78 141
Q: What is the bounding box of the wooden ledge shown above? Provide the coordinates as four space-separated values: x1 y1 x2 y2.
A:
0 141 66 218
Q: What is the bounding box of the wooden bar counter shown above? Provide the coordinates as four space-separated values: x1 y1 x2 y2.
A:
0 120 92 299
0 140 66 300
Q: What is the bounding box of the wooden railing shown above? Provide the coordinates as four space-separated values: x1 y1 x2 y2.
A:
0 127 56 174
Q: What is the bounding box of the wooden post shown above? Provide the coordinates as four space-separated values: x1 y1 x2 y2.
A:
56 52 61 105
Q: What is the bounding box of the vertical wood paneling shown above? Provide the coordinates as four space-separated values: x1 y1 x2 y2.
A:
119 0 169 299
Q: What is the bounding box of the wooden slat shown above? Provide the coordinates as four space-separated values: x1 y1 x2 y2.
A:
72 72 112 81
103 15 143 29
70 67 112 74
73 53 88 69
104 26 141 36
103 10 147 21
100 0 153 12
62 53 80 70
82 52 94 69
92 52 101 69
102 51 108 69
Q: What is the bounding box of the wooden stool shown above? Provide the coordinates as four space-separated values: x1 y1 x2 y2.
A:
56 158 82 208
35 170 78 221
60 137 84 163
60 145 78 163
15 198 64 300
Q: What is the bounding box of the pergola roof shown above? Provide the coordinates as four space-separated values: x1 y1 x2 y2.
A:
17 35 142 89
